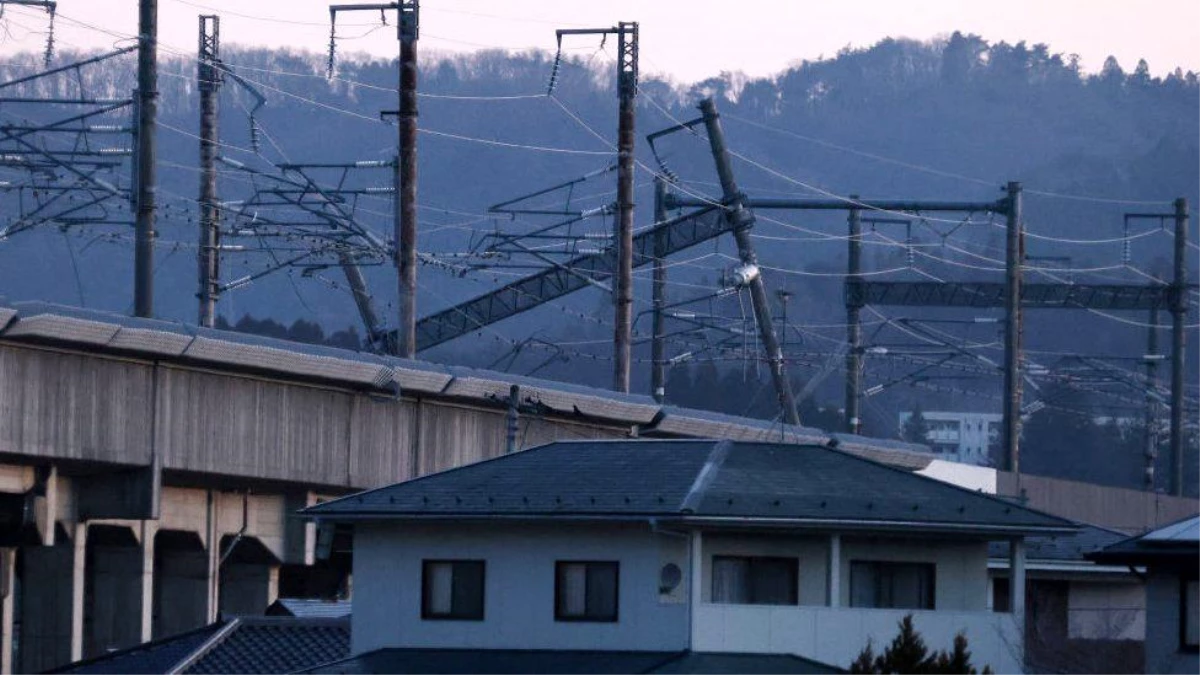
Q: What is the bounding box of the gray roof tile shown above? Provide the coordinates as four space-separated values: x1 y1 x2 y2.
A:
305 440 1075 534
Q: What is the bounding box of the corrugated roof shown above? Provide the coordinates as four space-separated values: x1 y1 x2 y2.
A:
301 648 842 674
304 440 1076 535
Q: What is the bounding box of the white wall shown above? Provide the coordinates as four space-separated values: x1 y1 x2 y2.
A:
839 537 990 611
693 604 1022 673
351 521 689 655
1068 580 1145 640
1144 570 1199 675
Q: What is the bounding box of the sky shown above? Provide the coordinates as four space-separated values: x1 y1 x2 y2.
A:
0 0 1197 83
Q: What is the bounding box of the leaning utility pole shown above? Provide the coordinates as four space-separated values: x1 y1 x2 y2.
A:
197 15 220 327
845 199 863 434
1002 181 1024 474
134 0 158 317
698 97 801 426
651 176 668 402
556 22 638 392
329 1 418 357
1169 197 1188 496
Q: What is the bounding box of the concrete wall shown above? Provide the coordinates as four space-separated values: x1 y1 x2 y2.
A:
692 604 1022 673
351 522 689 655
1068 580 1145 641
1144 570 1199 675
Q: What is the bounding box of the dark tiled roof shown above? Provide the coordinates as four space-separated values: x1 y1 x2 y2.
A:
47 624 224 674
185 618 349 674
305 440 1075 534
302 649 842 674
266 598 352 619
987 523 1127 561
47 617 349 675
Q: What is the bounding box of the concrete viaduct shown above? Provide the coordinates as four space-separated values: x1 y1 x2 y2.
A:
0 300 1193 672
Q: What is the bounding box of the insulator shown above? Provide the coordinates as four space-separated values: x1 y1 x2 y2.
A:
726 263 759 288
546 48 563 96
249 117 262 154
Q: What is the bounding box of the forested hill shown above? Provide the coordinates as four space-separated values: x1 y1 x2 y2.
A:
0 33 1196 489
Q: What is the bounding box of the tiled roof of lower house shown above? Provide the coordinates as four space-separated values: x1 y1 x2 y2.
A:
266 598 352 619
301 648 842 674
305 440 1076 535
1088 514 1200 565
48 617 349 675
987 523 1127 562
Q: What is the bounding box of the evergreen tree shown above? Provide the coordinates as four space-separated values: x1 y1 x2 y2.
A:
902 405 930 444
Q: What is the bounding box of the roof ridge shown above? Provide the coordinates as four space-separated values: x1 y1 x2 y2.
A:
169 617 241 674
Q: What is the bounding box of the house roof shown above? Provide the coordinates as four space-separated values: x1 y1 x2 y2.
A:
301 648 841 674
1088 515 1200 566
48 617 349 675
304 440 1076 536
266 598 352 619
987 523 1127 562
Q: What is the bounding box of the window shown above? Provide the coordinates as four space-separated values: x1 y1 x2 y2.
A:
850 561 935 610
1184 577 1199 651
555 561 618 622
421 560 485 620
711 556 798 605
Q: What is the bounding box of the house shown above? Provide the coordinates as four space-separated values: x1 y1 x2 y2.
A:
988 524 1144 673
303 439 1078 673
1089 516 1199 675
47 616 349 674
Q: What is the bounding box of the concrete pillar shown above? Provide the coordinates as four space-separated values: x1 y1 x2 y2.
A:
19 532 81 673
70 523 86 663
140 521 156 643
689 529 703 620
828 534 842 607
0 548 14 675
1009 537 1026 616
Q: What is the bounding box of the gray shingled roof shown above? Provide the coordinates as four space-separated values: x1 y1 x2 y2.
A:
48 617 349 675
987 523 1127 562
305 440 1075 535
302 648 841 674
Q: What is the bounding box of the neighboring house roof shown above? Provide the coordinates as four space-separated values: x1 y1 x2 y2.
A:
302 648 841 674
304 439 1076 535
48 617 349 675
266 598 352 619
1089 515 1200 566
987 523 1128 561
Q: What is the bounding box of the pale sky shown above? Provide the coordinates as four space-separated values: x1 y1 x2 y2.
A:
0 0 1197 82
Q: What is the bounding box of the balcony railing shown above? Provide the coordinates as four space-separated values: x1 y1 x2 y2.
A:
693 604 1023 673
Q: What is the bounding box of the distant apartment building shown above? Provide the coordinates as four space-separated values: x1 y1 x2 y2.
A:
899 411 1001 465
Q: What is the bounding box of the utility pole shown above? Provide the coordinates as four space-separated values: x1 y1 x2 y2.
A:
845 199 863 434
651 176 667 402
134 0 158 317
1144 308 1160 491
197 15 220 327
556 22 638 392
698 97 801 427
1002 181 1024 474
1169 197 1188 496
329 2 417 356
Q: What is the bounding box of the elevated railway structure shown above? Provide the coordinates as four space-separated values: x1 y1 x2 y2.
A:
0 300 1193 672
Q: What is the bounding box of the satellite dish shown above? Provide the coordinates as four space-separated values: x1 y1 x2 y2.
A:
659 563 683 594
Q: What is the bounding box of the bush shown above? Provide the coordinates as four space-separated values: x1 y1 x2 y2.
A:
848 615 992 674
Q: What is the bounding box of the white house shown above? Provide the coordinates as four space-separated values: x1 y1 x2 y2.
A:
1090 516 1199 675
304 439 1079 673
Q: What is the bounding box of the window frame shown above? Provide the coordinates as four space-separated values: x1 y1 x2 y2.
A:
420 559 486 621
849 560 937 610
710 555 800 606
1182 574 1199 653
554 560 620 623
